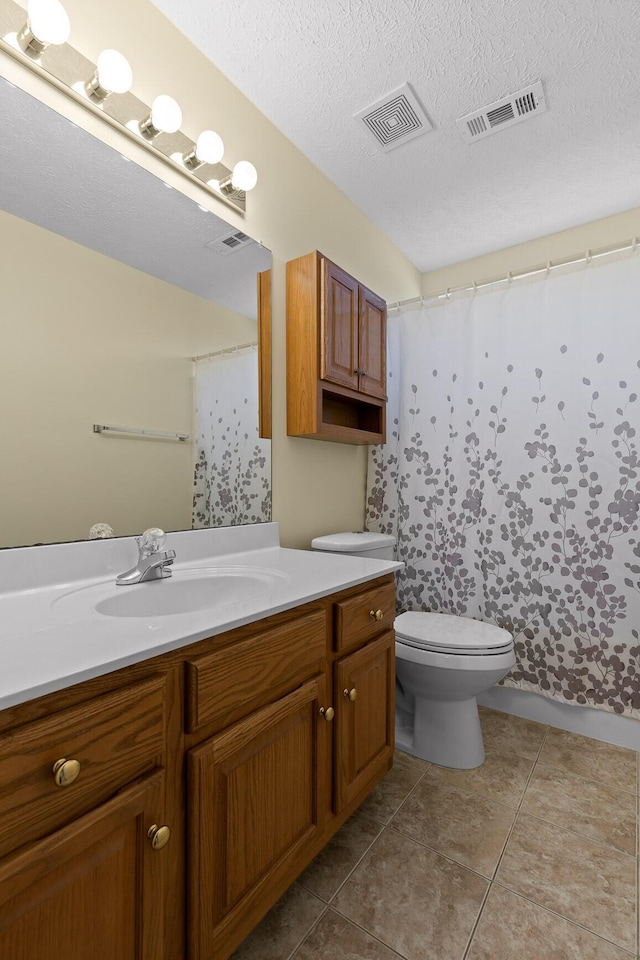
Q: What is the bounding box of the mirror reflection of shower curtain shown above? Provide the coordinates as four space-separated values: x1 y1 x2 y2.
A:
192 346 271 527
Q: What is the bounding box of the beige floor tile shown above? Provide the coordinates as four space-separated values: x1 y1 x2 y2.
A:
297 812 382 901
292 909 403 960
357 750 430 824
332 827 488 960
496 813 637 953
230 884 325 960
428 749 534 807
478 706 547 760
539 728 638 794
522 762 637 855
467 884 633 960
391 777 515 878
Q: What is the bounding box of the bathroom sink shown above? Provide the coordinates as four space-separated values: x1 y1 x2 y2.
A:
53 566 287 620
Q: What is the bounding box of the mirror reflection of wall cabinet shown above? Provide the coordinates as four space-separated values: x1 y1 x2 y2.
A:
0 75 272 549
286 251 387 444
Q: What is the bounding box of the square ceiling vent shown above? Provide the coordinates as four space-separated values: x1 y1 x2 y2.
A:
205 230 254 256
456 81 547 143
354 83 433 153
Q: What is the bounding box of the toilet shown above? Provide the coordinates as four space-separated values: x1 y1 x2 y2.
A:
311 531 515 770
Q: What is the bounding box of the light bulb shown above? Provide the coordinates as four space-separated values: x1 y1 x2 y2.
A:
231 161 258 192
139 95 182 139
18 0 70 53
85 49 133 101
183 130 224 169
151 95 182 133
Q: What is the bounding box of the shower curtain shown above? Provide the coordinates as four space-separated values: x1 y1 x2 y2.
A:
367 252 640 717
192 347 271 528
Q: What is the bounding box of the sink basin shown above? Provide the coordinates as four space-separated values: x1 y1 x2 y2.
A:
53 566 287 620
96 573 272 618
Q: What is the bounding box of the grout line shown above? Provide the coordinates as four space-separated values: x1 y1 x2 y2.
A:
326 904 415 960
490 881 638 958
460 718 550 959
285 901 329 960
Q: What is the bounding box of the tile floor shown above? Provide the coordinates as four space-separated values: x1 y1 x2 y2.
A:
231 706 639 960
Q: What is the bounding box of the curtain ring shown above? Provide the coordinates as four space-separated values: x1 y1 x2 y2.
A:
586 249 592 264
507 271 513 284
545 260 551 277
446 287 452 299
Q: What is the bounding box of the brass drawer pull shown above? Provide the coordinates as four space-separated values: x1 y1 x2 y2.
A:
52 758 81 787
369 609 384 621
319 706 335 722
343 687 358 702
147 824 171 850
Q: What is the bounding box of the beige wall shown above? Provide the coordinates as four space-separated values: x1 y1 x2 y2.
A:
0 209 256 547
0 0 422 550
423 207 640 295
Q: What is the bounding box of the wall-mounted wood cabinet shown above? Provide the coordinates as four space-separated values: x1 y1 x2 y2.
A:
287 251 387 444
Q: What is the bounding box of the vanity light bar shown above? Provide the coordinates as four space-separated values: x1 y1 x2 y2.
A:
1 0 257 213
93 424 190 442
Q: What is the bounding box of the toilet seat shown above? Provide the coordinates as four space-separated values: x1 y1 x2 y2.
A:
395 611 513 657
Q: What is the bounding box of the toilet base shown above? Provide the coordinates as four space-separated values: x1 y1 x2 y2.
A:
395 696 486 769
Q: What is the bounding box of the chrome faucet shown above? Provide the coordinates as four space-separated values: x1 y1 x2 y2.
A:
116 527 176 585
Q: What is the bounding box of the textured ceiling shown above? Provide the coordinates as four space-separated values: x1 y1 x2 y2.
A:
0 78 270 319
151 0 640 271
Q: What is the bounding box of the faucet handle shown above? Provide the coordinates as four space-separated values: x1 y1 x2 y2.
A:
138 527 167 558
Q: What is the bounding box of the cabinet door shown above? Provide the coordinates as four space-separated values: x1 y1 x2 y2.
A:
188 676 331 960
358 285 387 399
334 631 395 811
0 770 166 960
320 258 360 391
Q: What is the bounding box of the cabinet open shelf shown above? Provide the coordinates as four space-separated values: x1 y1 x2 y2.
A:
319 387 385 444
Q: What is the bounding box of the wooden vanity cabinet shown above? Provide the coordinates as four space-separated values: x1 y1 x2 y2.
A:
0 770 167 960
287 251 387 443
0 573 395 960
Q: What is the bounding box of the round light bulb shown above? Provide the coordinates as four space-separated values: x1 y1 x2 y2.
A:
150 95 182 134
96 49 132 95
27 0 70 45
231 160 258 192
195 130 224 165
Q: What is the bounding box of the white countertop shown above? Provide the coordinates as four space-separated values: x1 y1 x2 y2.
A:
0 523 401 710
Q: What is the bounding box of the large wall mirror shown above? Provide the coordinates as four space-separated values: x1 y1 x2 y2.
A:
0 76 272 549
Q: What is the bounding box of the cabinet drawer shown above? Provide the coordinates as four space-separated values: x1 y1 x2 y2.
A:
186 609 327 733
0 675 166 859
334 579 396 653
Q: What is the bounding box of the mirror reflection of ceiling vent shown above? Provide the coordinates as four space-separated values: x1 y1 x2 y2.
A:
205 230 254 256
354 83 433 153
457 81 547 143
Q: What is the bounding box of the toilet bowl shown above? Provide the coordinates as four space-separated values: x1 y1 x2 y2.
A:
310 532 515 771
395 612 515 769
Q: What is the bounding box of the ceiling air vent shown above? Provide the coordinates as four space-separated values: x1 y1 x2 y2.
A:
205 230 254 256
354 83 433 153
456 81 547 143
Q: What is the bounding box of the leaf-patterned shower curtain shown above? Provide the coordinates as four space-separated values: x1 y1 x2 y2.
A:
192 347 271 528
367 252 640 717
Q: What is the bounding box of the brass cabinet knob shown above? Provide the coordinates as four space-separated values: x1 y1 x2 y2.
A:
343 687 358 702
319 706 335 722
369 609 384 621
52 758 81 787
147 824 171 850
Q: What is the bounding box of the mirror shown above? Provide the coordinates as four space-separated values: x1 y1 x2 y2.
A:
0 75 272 549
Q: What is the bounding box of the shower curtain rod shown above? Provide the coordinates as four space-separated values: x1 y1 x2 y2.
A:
388 236 640 313
192 340 258 362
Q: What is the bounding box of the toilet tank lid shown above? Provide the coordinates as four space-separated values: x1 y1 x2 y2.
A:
311 531 396 553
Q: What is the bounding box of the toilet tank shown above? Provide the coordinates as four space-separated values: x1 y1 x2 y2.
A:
311 531 396 561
